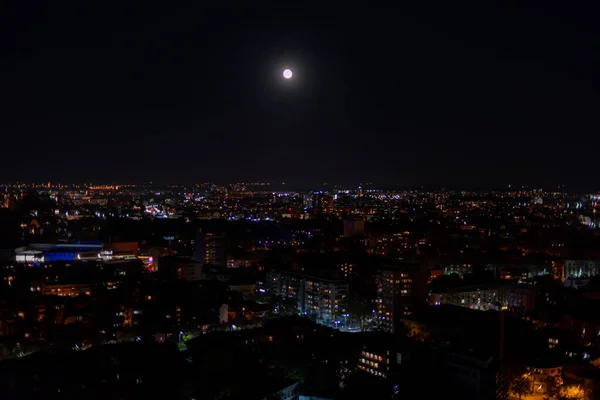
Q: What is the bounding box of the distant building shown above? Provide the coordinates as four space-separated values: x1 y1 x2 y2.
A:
227 258 253 268
267 269 348 327
321 195 334 209
564 260 600 279
15 242 104 264
158 256 202 281
356 334 413 380
429 285 508 311
311 192 330 209
195 231 227 266
229 283 256 297
182 263 203 281
358 348 391 378
31 282 92 297
441 263 473 277
343 218 365 238
376 264 422 334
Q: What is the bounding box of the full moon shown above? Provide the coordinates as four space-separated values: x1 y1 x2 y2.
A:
283 69 293 79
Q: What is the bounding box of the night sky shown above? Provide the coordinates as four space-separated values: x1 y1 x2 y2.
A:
1 3 599 188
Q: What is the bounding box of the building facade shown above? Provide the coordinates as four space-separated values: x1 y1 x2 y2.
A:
267 270 348 327
195 231 227 266
376 264 420 334
564 260 600 279
429 285 508 311
15 242 104 264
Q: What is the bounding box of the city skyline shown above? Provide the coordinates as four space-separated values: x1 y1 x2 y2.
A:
0 143 598 398
0 180 586 193
3 4 600 399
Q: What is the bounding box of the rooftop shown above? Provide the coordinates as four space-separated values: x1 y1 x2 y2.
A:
15 242 104 254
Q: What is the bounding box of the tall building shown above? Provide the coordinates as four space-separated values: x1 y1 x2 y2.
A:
376 264 421 334
195 230 227 266
344 218 365 238
311 192 324 208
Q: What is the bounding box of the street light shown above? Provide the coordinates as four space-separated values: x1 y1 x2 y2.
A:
342 314 350 327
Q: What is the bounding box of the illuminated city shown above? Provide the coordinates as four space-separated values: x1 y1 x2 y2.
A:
0 182 597 397
1 2 599 399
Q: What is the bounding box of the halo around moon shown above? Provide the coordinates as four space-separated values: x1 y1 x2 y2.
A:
283 69 293 79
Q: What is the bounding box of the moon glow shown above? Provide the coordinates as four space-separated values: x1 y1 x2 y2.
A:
283 69 293 79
